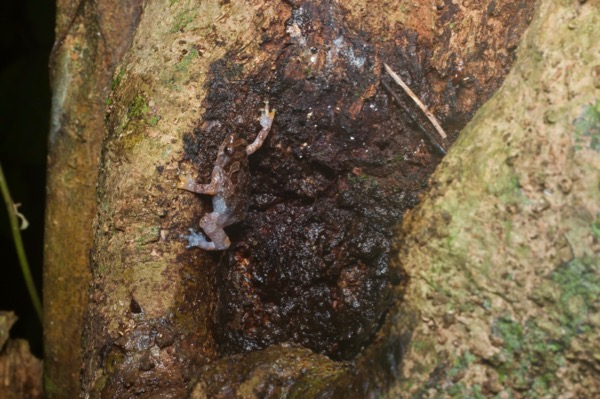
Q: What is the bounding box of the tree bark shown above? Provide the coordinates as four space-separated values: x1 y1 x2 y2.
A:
390 1 600 396
0 312 43 399
45 0 141 397
46 0 599 398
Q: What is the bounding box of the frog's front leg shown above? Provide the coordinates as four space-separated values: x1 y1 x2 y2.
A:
246 101 276 155
182 212 230 250
177 173 218 195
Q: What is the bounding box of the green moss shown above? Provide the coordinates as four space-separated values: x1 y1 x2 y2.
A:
170 48 201 86
488 257 600 395
199 346 348 398
95 252 112 276
411 337 436 354
592 213 600 239
550 257 600 332
288 368 346 398
176 48 199 72
136 226 160 245
504 220 513 244
118 94 160 132
492 317 523 356
573 100 600 152
491 317 564 394
111 68 125 90
347 173 368 184
171 9 196 33
447 383 486 399
447 350 476 381
391 154 409 163
103 347 125 375
147 115 161 126
497 173 526 206
417 352 488 398
119 129 145 152
127 95 149 119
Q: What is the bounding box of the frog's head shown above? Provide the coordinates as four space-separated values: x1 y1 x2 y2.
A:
221 133 248 158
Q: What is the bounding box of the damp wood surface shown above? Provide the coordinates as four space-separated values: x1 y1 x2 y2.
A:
177 0 534 366
54 0 581 397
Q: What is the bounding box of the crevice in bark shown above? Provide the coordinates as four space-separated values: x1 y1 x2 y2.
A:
76 0 540 397
174 0 535 367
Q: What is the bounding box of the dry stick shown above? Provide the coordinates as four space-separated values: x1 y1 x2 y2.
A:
382 80 447 156
384 63 447 140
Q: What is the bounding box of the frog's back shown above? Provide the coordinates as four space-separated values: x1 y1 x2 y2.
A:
213 135 252 227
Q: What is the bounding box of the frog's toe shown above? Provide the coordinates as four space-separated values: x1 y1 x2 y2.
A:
259 101 275 128
182 228 209 249
177 173 193 189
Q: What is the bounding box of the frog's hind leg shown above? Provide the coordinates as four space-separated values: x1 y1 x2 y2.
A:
182 228 213 250
200 212 231 250
182 213 231 251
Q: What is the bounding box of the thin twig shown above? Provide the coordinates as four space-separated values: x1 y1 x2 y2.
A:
384 63 447 140
0 161 43 322
382 80 446 156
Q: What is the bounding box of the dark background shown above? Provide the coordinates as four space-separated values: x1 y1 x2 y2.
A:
1 0 55 356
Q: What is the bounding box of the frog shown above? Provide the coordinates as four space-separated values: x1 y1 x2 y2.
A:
178 102 276 250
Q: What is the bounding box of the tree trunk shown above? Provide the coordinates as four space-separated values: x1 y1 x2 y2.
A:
389 1 600 396
45 0 599 398
45 0 142 397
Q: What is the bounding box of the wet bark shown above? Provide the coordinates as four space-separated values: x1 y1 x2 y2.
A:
47 0 599 398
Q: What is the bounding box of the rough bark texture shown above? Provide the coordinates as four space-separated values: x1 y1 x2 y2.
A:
0 312 43 399
45 0 141 397
76 0 538 397
47 0 598 397
390 0 600 397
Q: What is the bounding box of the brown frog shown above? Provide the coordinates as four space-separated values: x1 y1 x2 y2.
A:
178 102 276 250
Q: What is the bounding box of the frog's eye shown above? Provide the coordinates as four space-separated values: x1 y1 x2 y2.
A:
224 144 235 155
223 135 237 155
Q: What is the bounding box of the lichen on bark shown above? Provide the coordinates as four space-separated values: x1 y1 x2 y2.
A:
60 0 599 397
390 1 600 397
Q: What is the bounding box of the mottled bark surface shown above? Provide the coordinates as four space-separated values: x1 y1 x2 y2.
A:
45 0 141 397
0 312 43 399
75 0 539 397
390 1 600 397
48 0 600 397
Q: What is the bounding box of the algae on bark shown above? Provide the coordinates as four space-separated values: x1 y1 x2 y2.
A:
45 0 141 397
391 1 600 397
56 0 600 397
